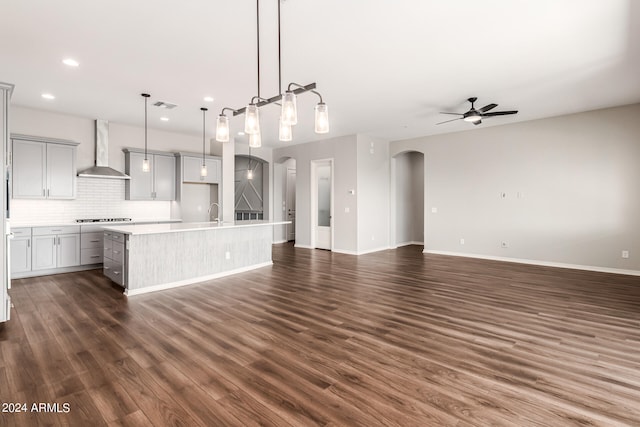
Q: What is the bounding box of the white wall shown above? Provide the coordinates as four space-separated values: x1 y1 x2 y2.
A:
391 103 640 273
10 106 206 223
356 135 390 253
273 135 358 252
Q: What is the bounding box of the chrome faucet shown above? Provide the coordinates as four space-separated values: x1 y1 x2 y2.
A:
207 202 221 223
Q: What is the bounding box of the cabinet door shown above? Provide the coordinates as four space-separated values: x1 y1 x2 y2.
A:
32 235 57 270
10 237 32 274
153 154 176 200
183 157 220 184
57 234 81 268
126 152 153 200
12 140 46 199
47 144 76 199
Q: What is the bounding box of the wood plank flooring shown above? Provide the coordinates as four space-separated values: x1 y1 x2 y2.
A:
1 243 640 426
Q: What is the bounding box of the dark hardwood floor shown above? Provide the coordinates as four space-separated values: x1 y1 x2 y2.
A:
1 243 640 426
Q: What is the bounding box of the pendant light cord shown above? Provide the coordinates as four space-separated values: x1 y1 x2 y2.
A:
201 108 207 166
142 93 150 160
278 0 282 94
256 0 261 98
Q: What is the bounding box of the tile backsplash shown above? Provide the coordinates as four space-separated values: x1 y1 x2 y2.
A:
10 178 172 224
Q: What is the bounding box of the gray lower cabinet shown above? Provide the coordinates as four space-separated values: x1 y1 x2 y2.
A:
103 231 126 287
81 231 104 265
10 228 32 274
31 226 80 271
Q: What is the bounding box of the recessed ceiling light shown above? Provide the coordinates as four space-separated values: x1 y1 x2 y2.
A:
160 117 169 122
41 93 55 100
237 131 245 136
204 96 214 103
62 58 79 67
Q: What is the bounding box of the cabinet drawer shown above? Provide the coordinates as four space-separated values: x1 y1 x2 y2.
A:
81 248 103 265
81 232 104 249
103 258 124 286
111 242 125 264
109 232 125 243
11 227 31 237
32 225 80 236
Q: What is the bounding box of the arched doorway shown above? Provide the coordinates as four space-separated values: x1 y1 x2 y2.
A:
392 151 424 248
273 157 297 243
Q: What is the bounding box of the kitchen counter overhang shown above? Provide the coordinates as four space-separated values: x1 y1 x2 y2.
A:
102 221 290 296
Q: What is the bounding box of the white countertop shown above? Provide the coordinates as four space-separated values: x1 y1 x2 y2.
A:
103 220 291 236
9 219 182 228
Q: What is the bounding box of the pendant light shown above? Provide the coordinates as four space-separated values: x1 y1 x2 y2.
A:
314 102 329 134
141 93 150 172
248 130 261 148
279 116 292 141
280 91 297 125
216 0 329 145
216 113 230 142
200 107 208 177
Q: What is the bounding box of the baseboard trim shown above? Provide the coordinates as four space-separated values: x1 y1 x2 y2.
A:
395 241 424 248
294 244 314 249
423 250 640 277
272 239 287 245
11 264 102 280
124 261 274 296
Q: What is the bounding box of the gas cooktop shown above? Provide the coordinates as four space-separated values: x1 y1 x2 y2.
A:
75 218 132 223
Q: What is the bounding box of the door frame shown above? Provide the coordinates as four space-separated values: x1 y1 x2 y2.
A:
310 158 334 250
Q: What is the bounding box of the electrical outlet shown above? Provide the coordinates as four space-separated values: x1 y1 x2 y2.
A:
431 207 438 213
501 241 508 248
225 251 231 260
622 250 629 259
460 238 465 245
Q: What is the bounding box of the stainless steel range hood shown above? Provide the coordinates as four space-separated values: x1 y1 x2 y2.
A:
77 120 130 179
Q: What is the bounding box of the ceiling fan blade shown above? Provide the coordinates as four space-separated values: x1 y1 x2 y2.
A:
479 103 497 113
473 119 482 126
436 117 463 125
439 112 464 116
482 110 518 117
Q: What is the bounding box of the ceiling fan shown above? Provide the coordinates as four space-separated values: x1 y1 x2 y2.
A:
437 97 518 126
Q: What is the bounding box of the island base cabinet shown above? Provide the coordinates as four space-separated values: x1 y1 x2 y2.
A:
103 232 126 287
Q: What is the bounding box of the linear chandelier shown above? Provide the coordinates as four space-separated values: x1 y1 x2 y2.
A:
215 0 329 146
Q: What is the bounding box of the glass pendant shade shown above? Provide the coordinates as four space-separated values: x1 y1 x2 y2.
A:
244 104 260 134
314 102 329 134
279 117 292 142
247 168 254 180
281 91 297 125
249 131 262 148
200 164 207 177
216 114 230 142
142 158 150 172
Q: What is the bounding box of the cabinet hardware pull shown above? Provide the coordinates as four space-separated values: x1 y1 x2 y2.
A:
90 255 100 258
114 271 120 275
27 240 30 248
47 189 50 197
104 266 110 270
90 240 100 242
51 229 62 231
42 189 45 196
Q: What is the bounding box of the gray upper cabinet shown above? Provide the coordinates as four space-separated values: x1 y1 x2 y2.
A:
182 155 220 184
11 135 78 200
124 149 176 201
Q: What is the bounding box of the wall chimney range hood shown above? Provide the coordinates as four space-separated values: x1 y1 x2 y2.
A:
78 120 130 179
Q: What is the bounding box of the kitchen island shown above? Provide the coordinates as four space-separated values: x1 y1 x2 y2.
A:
101 220 289 296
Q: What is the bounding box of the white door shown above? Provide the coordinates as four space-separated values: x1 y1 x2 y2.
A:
286 168 296 241
313 160 332 250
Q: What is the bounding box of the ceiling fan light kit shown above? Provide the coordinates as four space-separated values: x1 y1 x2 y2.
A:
438 97 517 126
215 0 328 145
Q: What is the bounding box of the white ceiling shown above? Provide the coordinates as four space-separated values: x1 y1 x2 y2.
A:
1 0 639 148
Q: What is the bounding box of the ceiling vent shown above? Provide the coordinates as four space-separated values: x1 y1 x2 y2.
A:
153 101 178 109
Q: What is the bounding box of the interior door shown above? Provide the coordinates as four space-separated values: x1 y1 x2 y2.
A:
314 161 332 250
286 168 296 241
